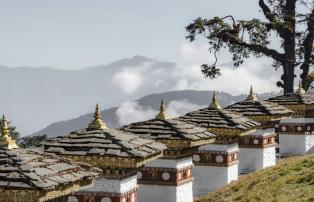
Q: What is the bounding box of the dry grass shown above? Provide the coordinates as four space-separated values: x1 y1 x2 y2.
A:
195 154 314 202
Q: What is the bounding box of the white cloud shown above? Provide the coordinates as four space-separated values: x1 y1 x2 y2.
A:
112 68 143 94
172 40 282 95
167 100 205 117
115 101 157 126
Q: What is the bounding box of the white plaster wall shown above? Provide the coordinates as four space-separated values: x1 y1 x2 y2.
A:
193 164 238 199
279 134 307 155
239 146 276 174
82 175 137 194
263 146 276 168
144 157 193 169
305 135 314 153
139 182 193 202
176 182 193 202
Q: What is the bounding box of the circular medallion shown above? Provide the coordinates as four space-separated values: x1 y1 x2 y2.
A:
101 198 112 202
253 139 259 145
307 126 311 131
215 155 224 163
162 172 170 181
193 154 200 162
137 171 142 179
67 196 78 202
297 126 302 131
281 126 287 132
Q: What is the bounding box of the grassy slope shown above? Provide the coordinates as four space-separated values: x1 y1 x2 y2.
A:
196 154 314 202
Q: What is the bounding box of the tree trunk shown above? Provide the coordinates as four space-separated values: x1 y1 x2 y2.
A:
283 62 295 94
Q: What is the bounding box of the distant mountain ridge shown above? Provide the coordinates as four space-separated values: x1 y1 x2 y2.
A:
0 55 177 134
32 90 279 138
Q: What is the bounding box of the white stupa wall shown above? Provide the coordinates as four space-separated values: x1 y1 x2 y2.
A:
193 143 239 199
239 128 276 174
82 175 137 194
279 134 314 154
239 146 276 174
193 163 238 198
138 157 193 202
139 181 193 202
279 117 314 155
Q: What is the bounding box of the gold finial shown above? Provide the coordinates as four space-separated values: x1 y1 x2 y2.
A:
88 104 107 130
296 80 305 94
210 92 222 109
246 85 258 101
1 114 9 137
155 99 171 120
0 114 18 149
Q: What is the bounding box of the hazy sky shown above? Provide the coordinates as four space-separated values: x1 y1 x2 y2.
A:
0 0 264 69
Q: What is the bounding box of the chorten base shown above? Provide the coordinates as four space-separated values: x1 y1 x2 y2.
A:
67 175 138 202
192 143 239 199
278 118 314 155
239 129 276 174
137 157 193 202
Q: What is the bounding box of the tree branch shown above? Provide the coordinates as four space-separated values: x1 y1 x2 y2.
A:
259 0 276 22
300 7 314 89
218 31 285 62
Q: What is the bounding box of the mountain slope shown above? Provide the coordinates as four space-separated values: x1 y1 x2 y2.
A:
196 154 314 202
0 56 177 134
32 90 278 137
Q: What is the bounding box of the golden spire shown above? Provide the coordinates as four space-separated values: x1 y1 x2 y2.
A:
246 85 258 101
1 114 9 137
155 99 171 120
88 104 107 130
210 92 222 109
296 80 305 94
0 114 18 149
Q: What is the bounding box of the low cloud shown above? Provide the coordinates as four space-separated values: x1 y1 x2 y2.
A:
115 99 206 126
115 101 157 126
167 100 205 117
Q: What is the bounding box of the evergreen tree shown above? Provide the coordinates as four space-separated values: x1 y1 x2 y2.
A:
186 0 314 93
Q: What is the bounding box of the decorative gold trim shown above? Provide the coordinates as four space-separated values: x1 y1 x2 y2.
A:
0 114 18 149
210 92 221 109
246 85 257 101
155 99 171 120
88 104 107 130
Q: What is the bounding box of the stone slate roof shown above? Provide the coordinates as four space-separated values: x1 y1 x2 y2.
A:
43 128 166 158
121 118 216 141
178 107 259 131
225 100 293 117
267 92 314 105
0 148 99 190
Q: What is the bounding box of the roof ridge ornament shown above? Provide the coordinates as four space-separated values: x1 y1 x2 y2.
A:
155 99 171 120
88 104 107 130
210 92 222 109
0 114 19 149
246 85 258 101
296 80 305 94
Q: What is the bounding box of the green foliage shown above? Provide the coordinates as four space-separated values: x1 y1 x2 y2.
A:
18 134 48 148
186 0 314 93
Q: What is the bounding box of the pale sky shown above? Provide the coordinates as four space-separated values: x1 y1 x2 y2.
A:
0 0 263 69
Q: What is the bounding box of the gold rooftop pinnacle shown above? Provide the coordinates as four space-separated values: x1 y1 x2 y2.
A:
88 104 107 130
210 92 222 109
246 85 258 101
1 114 9 137
155 99 171 120
0 114 18 149
296 80 305 94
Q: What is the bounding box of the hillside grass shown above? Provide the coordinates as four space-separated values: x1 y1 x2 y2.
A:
195 154 314 202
